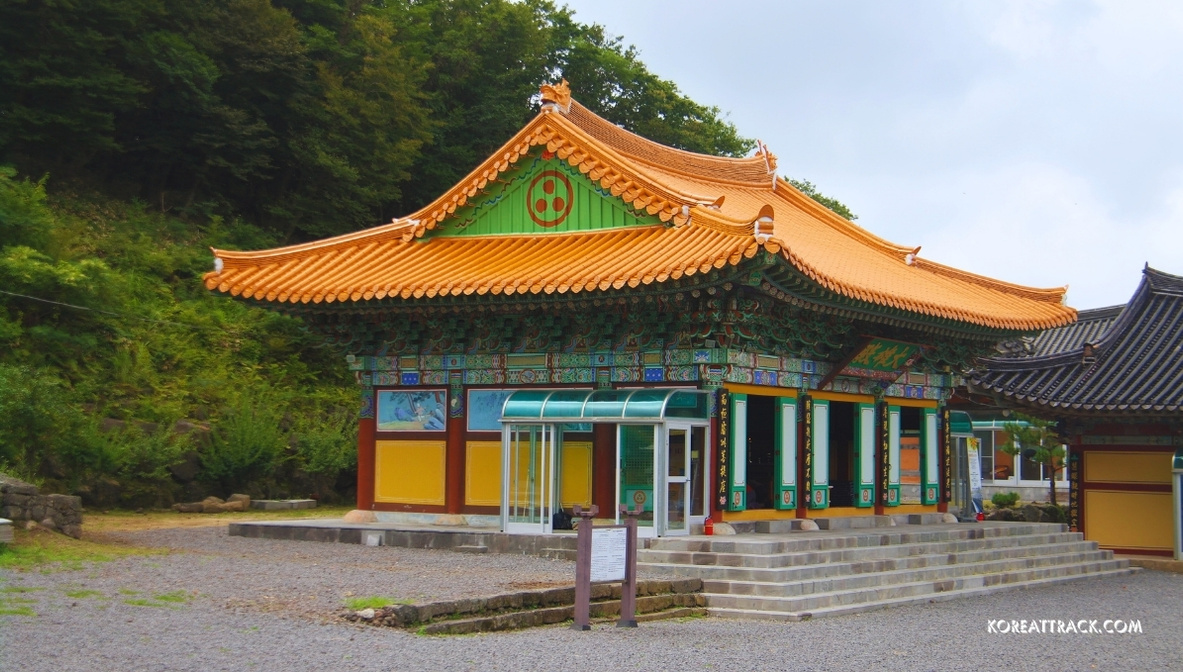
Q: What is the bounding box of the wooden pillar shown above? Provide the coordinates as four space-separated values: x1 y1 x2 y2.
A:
797 396 810 519
446 414 465 514
709 413 722 522
874 401 886 516
938 407 950 513
593 422 615 514
356 416 376 510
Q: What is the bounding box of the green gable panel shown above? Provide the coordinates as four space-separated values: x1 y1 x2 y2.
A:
429 152 662 238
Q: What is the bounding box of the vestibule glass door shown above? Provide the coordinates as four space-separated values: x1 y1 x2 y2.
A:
617 424 656 534
503 424 556 534
662 424 692 536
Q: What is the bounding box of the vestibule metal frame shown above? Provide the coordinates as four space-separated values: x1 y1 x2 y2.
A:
499 388 711 537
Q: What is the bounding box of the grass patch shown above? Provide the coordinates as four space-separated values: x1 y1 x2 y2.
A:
0 528 160 572
64 589 105 599
118 590 190 608
154 590 190 603
0 591 39 617
344 596 410 610
83 506 355 534
0 586 46 594
123 598 164 607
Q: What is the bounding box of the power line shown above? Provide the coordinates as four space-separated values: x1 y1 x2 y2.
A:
0 288 222 332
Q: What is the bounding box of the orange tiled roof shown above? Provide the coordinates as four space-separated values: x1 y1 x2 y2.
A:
204 81 1075 332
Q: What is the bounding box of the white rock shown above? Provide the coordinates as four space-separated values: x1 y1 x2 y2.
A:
357 608 375 620
342 510 378 524
797 520 820 531
713 522 737 535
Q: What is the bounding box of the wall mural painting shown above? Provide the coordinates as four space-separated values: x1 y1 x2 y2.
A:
468 389 515 431
377 390 447 431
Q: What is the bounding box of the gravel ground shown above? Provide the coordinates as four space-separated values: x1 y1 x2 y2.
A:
1 526 1180 672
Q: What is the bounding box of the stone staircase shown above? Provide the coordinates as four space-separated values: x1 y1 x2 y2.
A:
639 522 1135 621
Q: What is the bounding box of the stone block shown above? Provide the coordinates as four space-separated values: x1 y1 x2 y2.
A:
0 519 12 544
227 494 251 509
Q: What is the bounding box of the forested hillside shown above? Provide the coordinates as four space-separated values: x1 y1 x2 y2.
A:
0 0 762 507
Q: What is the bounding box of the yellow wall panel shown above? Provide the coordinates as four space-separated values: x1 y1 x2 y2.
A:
465 441 502 507
375 440 446 505
559 441 593 509
1084 490 1173 551
1084 451 1171 484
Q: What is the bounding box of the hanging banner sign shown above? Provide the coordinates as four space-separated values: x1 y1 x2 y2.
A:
967 437 984 515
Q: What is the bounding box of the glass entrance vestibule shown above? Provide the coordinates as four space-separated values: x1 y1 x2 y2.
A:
499 389 710 537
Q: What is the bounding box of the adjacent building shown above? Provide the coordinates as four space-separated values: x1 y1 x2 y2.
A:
970 266 1183 555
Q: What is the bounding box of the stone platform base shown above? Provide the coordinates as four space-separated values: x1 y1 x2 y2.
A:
0 518 12 544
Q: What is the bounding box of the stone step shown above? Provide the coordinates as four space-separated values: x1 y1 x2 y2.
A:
540 547 577 561
701 549 1118 598
753 513 954 534
706 566 1138 622
639 531 1086 569
702 558 1132 614
648 523 1063 554
647 541 1103 583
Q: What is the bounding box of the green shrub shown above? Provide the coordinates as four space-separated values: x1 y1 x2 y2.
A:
991 492 1020 508
201 388 289 495
292 407 357 499
102 425 189 508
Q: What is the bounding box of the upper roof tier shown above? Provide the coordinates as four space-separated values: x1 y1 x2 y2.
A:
204 80 1075 332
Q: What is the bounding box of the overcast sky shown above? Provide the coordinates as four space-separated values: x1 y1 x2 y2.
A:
559 0 1183 310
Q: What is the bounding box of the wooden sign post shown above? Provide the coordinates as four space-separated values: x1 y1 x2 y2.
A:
571 504 598 631
617 504 640 628
570 503 641 630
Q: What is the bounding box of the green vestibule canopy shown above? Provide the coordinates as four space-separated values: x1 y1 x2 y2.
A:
501 388 709 424
949 411 974 436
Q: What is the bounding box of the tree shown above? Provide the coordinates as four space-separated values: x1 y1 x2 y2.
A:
999 413 1067 506
549 16 755 158
787 179 858 221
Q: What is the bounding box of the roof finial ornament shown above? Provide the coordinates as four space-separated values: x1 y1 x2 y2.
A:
905 246 921 266
540 79 572 114
753 205 775 244
756 140 778 174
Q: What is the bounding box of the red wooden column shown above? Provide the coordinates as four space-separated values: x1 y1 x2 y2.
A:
446 413 465 514
710 413 722 522
592 423 616 514
874 401 886 516
937 407 950 513
356 415 376 510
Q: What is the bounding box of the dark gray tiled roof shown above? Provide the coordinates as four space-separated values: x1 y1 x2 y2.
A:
1028 304 1124 356
969 267 1183 415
